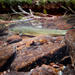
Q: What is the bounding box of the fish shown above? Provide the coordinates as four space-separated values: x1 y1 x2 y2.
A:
9 26 67 36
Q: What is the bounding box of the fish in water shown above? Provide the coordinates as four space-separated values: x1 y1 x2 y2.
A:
9 26 67 36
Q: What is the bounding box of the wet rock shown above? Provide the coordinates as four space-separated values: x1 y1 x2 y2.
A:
65 29 75 68
0 72 2 75
13 35 55 48
0 41 3 45
5 64 57 75
6 35 22 44
29 64 57 75
62 65 75 75
5 71 29 75
50 63 65 70
49 63 66 75
57 22 72 30
14 35 64 48
10 35 66 71
66 14 75 26
60 56 71 66
15 35 54 51
0 45 17 71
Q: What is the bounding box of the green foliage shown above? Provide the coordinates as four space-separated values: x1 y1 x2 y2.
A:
25 0 32 4
1 2 5 8
0 16 5 20
0 0 32 5
0 0 75 5
47 0 50 2
18 16 23 19
43 9 47 14
0 0 75 9
39 0 46 5
0 0 32 8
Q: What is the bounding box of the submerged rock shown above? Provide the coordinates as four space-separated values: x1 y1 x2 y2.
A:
10 35 66 71
65 29 75 68
5 64 57 75
62 65 75 75
5 71 28 75
6 35 22 44
0 45 17 71
28 64 57 75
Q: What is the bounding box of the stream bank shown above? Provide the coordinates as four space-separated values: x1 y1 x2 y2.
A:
0 0 75 15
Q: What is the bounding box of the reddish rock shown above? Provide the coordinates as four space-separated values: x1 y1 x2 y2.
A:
29 64 57 75
0 72 2 75
6 35 22 44
50 63 66 71
62 65 75 75
57 22 72 30
10 35 66 71
12 35 54 48
15 35 54 50
0 46 2 48
40 17 71 30
5 71 29 75
0 35 66 72
5 64 57 75
54 36 64 43
4 72 30 75
0 45 16 71
65 29 75 68
0 41 3 45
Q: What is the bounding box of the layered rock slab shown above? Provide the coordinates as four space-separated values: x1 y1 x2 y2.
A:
6 64 57 75
65 29 75 68
10 35 66 71
0 45 16 71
